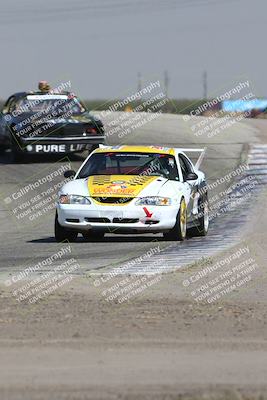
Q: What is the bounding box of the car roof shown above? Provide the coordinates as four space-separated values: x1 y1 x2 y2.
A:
8 91 74 99
94 145 177 155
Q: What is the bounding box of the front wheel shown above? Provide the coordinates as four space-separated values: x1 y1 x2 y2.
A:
11 144 25 163
54 213 78 242
10 130 25 163
0 144 6 155
163 198 187 241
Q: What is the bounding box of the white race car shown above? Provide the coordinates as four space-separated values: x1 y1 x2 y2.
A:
55 145 209 242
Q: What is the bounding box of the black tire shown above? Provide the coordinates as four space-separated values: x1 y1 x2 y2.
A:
0 146 6 155
11 149 24 163
82 230 105 242
10 136 25 163
163 198 187 241
54 213 78 242
188 194 209 237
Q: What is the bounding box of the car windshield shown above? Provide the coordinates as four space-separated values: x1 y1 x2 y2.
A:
78 152 179 180
11 96 85 116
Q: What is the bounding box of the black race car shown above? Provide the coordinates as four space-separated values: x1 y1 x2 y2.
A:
0 89 105 161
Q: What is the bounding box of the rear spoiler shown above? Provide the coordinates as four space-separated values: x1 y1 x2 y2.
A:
180 148 207 169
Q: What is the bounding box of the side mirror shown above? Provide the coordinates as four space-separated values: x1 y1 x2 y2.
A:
64 170 76 179
185 172 198 181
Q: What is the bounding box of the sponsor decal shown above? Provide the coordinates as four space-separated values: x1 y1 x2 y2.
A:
29 144 66 153
26 144 86 153
88 175 157 198
107 181 128 190
92 187 135 195
26 95 68 100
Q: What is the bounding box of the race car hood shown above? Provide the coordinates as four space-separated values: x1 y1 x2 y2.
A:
59 175 170 199
87 175 167 198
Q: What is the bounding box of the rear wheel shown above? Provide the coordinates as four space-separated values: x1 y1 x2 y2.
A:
82 230 105 242
54 213 78 242
163 198 187 241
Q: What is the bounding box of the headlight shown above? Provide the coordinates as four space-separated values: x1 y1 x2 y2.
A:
135 196 172 206
59 194 91 205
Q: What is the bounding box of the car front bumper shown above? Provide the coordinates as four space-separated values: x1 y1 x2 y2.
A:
57 203 178 233
20 136 106 153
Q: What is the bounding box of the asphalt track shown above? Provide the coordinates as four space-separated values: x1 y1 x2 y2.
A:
0 113 260 279
1 113 267 400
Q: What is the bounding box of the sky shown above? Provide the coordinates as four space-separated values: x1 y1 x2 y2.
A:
0 0 265 100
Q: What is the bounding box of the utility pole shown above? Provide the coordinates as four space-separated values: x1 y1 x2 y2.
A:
203 70 207 99
164 70 169 98
137 72 142 92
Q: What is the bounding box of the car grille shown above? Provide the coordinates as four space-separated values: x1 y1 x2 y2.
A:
92 197 133 204
113 218 139 224
84 217 111 223
84 217 139 224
